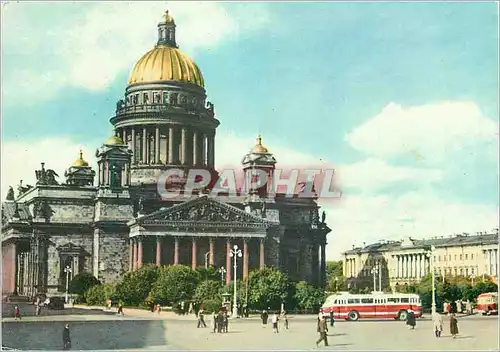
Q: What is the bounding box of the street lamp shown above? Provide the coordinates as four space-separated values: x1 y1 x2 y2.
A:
64 265 72 304
229 244 242 318
429 245 437 315
204 252 211 269
371 265 379 292
218 267 226 285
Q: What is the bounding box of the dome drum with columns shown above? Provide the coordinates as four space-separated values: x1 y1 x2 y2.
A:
1 11 331 299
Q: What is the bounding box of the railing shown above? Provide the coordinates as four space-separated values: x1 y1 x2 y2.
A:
114 103 214 117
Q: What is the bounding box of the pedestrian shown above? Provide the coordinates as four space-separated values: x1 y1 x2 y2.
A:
316 316 328 347
282 311 289 330
223 311 229 333
271 312 279 333
197 308 207 328
449 313 459 339
465 300 472 315
329 310 334 327
432 312 443 337
261 310 269 328
157 303 162 314
406 307 416 330
217 311 224 333
212 312 218 333
14 305 21 320
117 303 124 316
62 324 71 350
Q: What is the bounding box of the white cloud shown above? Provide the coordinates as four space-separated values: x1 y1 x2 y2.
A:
2 2 271 102
345 101 499 164
3 133 497 261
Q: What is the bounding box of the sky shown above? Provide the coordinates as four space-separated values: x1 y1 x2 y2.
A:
1 1 499 260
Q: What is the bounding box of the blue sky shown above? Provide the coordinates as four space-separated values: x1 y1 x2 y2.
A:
2 1 498 258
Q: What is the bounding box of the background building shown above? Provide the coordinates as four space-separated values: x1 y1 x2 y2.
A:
342 230 499 291
1 12 331 298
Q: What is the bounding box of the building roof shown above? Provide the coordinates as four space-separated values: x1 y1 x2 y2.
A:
1 202 31 222
343 231 499 255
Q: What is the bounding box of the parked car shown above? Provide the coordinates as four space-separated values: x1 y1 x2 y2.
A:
45 296 65 310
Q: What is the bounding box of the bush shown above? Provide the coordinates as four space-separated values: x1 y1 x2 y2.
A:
115 265 159 306
85 283 116 306
194 280 222 303
293 281 325 311
149 265 200 305
201 299 222 314
69 272 100 296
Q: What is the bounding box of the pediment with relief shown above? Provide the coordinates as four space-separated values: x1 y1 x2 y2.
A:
139 196 276 226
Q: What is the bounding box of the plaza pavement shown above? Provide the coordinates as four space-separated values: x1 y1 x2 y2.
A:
2 305 499 350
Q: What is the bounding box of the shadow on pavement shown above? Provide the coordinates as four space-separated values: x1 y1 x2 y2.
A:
2 302 115 318
2 320 167 350
327 333 347 337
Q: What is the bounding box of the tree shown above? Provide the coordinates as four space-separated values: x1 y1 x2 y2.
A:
327 275 348 292
247 267 289 310
69 272 100 296
194 279 223 303
293 281 325 311
84 283 116 306
149 265 200 305
326 261 343 281
194 266 220 282
115 264 159 306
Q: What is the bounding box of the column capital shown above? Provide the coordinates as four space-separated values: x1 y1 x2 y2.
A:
156 235 163 243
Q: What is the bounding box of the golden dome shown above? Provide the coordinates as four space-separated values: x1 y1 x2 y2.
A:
251 135 269 154
127 45 204 87
72 149 89 167
104 135 125 146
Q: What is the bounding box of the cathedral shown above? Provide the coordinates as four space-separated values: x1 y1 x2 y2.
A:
1 11 331 298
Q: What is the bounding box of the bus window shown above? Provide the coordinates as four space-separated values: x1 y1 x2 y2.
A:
348 298 360 304
387 298 400 303
401 298 409 303
361 298 374 304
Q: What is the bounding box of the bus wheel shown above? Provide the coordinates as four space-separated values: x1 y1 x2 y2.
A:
347 310 359 321
398 310 408 321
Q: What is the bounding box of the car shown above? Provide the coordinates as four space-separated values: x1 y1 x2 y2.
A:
46 296 65 310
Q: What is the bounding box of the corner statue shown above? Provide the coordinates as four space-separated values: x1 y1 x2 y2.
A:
321 211 326 224
6 186 15 201
35 162 59 185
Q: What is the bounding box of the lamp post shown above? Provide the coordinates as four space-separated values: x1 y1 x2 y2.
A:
204 252 210 269
218 267 226 285
371 265 379 292
429 245 436 315
229 244 242 318
64 265 72 304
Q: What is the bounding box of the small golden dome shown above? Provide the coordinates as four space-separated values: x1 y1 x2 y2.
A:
127 45 204 87
162 10 175 24
251 135 269 154
104 135 125 146
72 149 89 167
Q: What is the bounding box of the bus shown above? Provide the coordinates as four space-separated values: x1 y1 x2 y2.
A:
476 292 498 315
321 292 422 321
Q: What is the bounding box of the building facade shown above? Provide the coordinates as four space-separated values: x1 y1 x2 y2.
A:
342 231 499 291
1 12 332 297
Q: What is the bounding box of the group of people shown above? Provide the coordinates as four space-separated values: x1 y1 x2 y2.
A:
404 307 460 339
260 310 289 333
212 310 229 333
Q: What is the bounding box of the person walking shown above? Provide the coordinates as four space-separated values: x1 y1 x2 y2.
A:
316 316 329 347
432 312 443 337
117 303 124 316
282 311 289 330
197 308 207 328
465 300 472 315
223 311 229 333
271 312 279 333
212 312 218 333
406 307 416 330
63 324 71 350
329 311 334 328
14 305 21 320
261 310 269 328
449 313 459 339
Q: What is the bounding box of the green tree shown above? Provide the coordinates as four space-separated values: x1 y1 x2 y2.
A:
194 266 220 281
247 267 289 310
194 279 223 303
115 264 159 306
149 265 200 305
293 281 325 311
84 283 116 306
69 272 100 296
327 275 348 292
326 261 343 281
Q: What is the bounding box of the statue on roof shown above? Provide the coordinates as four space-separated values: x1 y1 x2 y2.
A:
6 186 14 201
35 162 59 185
17 180 33 196
321 211 326 224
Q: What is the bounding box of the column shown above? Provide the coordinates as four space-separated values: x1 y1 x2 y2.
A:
137 237 143 269
156 236 162 267
201 133 207 166
243 239 249 280
226 239 231 285
131 127 136 163
259 238 265 269
401 255 406 278
155 126 160 164
129 239 134 272
320 244 326 286
192 238 197 270
142 127 147 163
181 128 187 165
168 126 174 164
133 238 138 271
174 237 179 265
495 249 498 277
209 238 214 266
193 131 199 165
207 134 215 167
122 129 127 146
